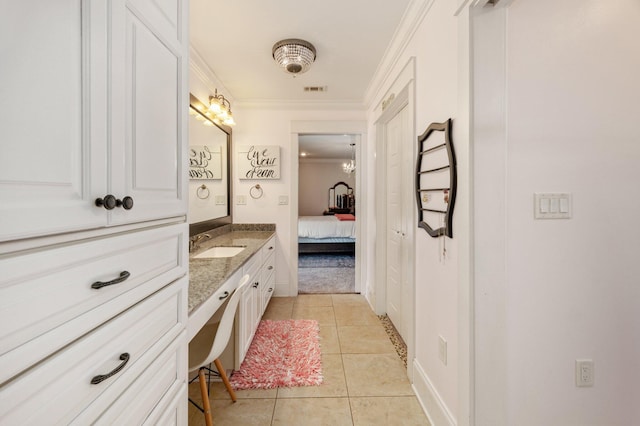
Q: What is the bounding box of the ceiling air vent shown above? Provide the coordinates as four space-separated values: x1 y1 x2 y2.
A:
304 86 327 93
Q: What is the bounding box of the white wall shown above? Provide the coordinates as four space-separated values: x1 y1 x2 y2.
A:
474 0 640 424
366 0 469 423
298 160 355 216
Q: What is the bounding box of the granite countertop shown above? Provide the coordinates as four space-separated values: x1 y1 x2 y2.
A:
188 229 275 313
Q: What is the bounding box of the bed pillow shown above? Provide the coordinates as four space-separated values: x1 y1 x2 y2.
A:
335 213 355 221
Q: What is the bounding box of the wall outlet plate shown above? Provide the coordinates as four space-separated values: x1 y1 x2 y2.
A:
438 335 447 366
576 359 594 387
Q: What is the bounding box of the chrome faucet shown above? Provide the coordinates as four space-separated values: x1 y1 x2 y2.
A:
189 233 211 252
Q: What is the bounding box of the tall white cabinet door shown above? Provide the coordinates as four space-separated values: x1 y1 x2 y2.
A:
0 1 108 242
109 0 188 225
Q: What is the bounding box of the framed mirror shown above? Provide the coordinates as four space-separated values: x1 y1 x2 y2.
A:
188 93 232 236
328 181 354 214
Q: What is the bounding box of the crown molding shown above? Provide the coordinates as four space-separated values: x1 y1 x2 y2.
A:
364 0 436 108
236 100 366 111
189 45 235 102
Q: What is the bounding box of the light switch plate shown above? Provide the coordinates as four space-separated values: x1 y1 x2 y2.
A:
278 195 289 205
215 195 226 205
534 193 572 219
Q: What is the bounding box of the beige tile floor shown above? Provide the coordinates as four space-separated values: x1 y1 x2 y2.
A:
188 294 430 425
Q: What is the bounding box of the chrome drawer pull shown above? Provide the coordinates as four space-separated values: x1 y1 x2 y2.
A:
91 353 130 384
218 291 229 300
91 271 130 289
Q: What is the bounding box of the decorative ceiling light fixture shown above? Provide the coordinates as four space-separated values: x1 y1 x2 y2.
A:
272 38 316 76
343 143 356 175
207 89 235 126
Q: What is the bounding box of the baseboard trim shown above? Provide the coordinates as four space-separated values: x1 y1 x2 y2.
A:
412 359 457 426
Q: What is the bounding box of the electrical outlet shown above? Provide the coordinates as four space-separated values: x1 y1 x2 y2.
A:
237 195 246 205
215 195 226 205
438 335 447 366
576 359 594 387
278 195 289 205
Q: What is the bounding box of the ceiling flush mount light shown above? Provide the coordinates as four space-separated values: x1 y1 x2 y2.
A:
343 143 356 175
272 38 316 75
208 89 235 126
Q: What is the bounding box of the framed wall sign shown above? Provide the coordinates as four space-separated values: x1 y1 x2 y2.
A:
189 145 222 179
415 118 457 238
238 145 281 179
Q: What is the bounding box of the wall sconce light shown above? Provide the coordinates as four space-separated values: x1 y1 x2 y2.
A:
208 89 236 126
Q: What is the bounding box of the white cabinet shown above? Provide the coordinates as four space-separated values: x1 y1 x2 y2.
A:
0 0 188 243
235 236 276 368
0 0 189 423
0 224 188 383
0 280 188 424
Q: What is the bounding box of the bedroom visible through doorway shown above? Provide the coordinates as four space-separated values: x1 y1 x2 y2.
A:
297 134 358 294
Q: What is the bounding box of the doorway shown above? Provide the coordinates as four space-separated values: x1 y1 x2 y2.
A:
297 134 358 294
288 121 367 298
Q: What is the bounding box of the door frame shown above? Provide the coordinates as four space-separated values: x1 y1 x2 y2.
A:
374 79 416 380
289 121 368 297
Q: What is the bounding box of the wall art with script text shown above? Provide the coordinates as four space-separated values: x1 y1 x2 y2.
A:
238 145 281 180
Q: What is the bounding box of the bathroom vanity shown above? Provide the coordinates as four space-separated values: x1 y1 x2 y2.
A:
188 226 276 370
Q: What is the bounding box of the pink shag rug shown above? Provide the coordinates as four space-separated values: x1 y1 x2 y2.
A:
229 319 323 390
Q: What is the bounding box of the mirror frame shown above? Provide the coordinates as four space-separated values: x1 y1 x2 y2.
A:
188 93 232 236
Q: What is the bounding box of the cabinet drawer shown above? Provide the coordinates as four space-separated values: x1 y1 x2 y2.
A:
75 331 187 425
242 249 261 279
262 248 275 279
0 223 187 383
261 236 276 259
143 382 188 426
0 279 187 425
262 267 275 313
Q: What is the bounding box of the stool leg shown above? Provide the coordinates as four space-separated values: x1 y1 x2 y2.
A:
214 358 237 402
198 368 213 426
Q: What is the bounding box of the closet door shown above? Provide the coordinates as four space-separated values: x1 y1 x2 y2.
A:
109 0 188 226
385 105 410 341
0 1 108 242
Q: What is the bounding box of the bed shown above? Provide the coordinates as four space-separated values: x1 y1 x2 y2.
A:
298 182 356 254
298 215 356 253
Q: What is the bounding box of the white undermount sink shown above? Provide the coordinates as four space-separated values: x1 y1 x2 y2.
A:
193 246 246 259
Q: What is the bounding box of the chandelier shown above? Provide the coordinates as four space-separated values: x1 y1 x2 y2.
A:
207 89 235 126
343 143 356 175
272 39 316 75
